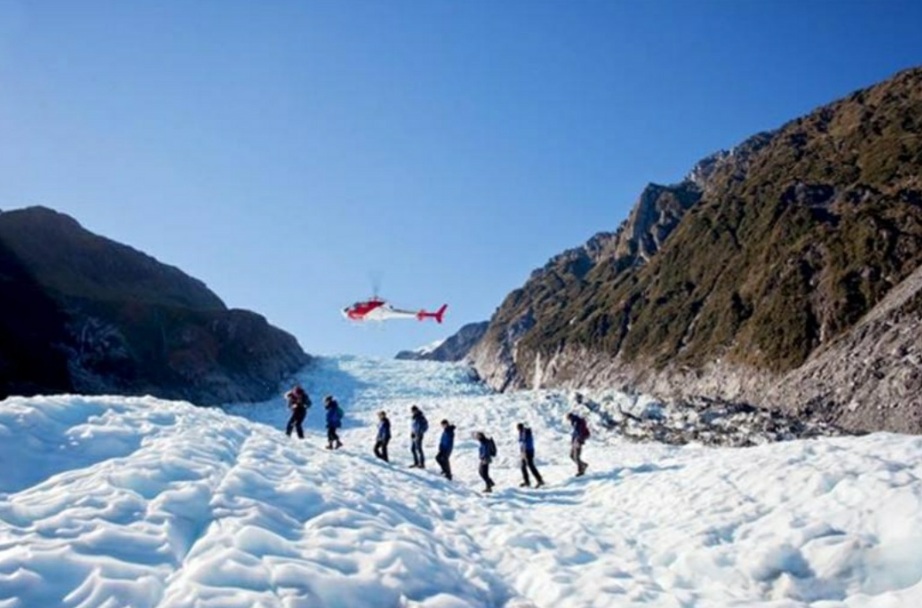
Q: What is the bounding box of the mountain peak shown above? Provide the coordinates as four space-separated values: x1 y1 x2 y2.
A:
469 65 922 433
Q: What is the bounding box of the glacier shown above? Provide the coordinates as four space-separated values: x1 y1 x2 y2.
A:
1 356 921 607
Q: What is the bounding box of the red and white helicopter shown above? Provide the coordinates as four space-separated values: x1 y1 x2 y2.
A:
342 296 448 324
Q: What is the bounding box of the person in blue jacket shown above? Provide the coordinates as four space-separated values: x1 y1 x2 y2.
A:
409 405 428 468
517 422 545 488
325 395 343 450
475 431 496 493
374 410 391 462
435 419 455 480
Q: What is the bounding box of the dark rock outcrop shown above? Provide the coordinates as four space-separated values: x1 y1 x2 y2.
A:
471 67 922 433
396 321 489 362
0 206 309 404
0 235 73 396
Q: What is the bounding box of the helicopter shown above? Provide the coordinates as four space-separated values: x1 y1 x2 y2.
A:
342 296 448 324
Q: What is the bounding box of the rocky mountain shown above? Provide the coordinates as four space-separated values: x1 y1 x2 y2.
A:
470 66 922 433
0 207 309 404
395 321 489 362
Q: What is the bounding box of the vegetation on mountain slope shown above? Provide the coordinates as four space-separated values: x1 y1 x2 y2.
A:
472 67 922 432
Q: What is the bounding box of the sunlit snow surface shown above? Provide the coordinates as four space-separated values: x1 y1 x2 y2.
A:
2 356 922 608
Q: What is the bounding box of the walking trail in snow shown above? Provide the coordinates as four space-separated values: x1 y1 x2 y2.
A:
1 356 921 607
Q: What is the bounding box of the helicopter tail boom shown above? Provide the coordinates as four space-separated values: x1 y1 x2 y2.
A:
416 304 448 324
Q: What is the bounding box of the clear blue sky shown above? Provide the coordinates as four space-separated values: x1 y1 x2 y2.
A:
1 1 920 357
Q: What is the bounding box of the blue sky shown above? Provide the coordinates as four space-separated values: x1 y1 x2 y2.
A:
1 1 920 357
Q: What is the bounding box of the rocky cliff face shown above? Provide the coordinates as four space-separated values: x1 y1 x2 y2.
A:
769 262 922 433
0 207 309 404
469 173 714 391
470 67 922 433
396 321 489 362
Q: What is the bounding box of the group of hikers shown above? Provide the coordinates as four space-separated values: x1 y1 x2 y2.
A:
284 385 591 493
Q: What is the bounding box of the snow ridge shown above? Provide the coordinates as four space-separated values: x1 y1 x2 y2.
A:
2 356 922 607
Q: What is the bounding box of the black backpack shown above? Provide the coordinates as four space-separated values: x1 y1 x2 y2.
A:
487 437 497 457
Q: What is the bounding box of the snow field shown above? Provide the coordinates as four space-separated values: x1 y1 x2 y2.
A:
2 356 922 607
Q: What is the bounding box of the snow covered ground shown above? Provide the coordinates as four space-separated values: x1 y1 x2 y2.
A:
2 355 922 608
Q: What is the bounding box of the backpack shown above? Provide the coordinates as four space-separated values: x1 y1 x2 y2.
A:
576 417 590 441
419 414 429 434
289 389 308 408
335 404 344 423
487 437 497 458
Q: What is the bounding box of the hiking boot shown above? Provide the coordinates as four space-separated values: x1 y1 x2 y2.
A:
483 486 492 493
335 441 343 449
519 482 530 488
535 480 545 488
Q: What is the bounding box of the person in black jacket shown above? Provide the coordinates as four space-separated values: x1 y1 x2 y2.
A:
284 385 310 439
517 422 545 488
567 412 590 476
435 419 455 480
374 411 391 462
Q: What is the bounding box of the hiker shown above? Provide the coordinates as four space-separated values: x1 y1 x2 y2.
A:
436 419 455 480
567 412 590 476
284 384 310 439
324 395 343 450
475 432 496 493
375 411 391 462
409 405 429 468
517 423 545 488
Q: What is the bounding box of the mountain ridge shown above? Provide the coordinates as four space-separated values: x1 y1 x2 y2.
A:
469 66 922 433
395 321 488 362
0 206 309 403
